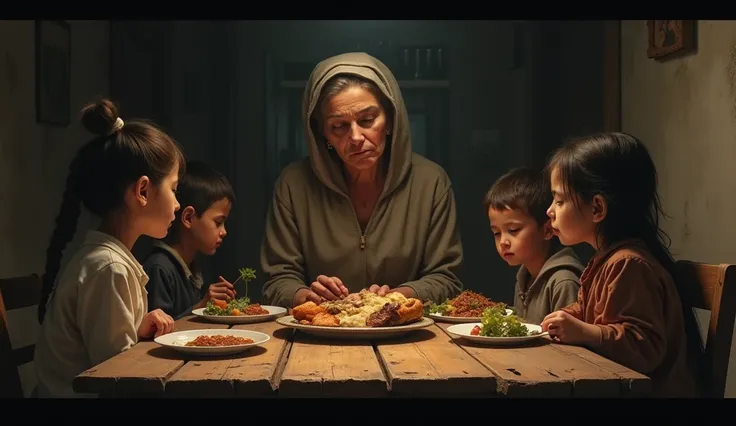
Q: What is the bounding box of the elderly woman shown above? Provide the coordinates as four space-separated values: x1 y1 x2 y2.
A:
261 52 464 308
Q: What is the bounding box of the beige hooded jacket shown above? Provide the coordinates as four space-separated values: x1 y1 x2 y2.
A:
261 52 464 308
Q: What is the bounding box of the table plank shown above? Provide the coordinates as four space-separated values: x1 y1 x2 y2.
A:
459 315 651 395
228 321 292 396
175 315 232 331
374 325 497 396
73 315 228 396
164 320 291 398
548 343 652 396
435 322 628 397
278 331 388 397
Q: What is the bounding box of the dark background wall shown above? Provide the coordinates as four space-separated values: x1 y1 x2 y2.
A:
0 19 608 306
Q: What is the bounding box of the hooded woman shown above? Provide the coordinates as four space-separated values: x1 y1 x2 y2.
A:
261 52 464 308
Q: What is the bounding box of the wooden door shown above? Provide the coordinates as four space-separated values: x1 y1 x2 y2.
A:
109 21 173 261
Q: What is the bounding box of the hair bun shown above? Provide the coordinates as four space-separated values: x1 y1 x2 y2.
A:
80 99 120 136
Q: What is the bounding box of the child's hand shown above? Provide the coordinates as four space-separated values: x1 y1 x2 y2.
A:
541 310 601 347
138 309 175 339
207 276 236 301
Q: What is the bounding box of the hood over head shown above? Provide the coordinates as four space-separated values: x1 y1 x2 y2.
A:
302 52 412 197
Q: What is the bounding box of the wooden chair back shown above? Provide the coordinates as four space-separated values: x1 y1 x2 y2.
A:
0 274 42 398
676 260 736 398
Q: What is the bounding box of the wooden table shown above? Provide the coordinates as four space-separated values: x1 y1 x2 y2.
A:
73 315 652 398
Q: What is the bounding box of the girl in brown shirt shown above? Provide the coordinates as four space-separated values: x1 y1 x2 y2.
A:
541 132 701 398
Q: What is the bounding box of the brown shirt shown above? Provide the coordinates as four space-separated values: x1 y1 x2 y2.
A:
562 239 699 397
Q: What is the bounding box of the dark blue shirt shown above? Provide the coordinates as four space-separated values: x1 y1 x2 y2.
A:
142 242 204 320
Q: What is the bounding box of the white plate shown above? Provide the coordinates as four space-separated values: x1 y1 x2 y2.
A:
154 329 270 356
446 322 549 346
429 308 514 323
192 305 287 324
276 315 434 340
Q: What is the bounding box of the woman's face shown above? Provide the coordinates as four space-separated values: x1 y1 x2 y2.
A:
320 86 391 172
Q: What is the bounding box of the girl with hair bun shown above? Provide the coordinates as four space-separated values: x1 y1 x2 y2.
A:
34 98 186 398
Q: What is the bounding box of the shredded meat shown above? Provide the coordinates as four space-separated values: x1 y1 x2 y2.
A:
447 291 498 317
185 335 254 346
322 295 363 314
243 304 269 315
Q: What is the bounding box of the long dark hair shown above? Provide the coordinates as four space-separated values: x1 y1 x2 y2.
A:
546 132 703 372
38 99 186 324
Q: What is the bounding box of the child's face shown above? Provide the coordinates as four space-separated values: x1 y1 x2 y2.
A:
487 206 552 267
136 163 181 239
547 166 597 247
189 197 232 255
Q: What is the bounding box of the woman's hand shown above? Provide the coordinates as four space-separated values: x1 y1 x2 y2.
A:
368 284 391 296
307 275 348 302
367 285 416 299
541 310 601 348
137 309 175 339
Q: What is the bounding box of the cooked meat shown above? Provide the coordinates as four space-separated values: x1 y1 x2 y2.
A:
366 302 401 327
324 305 342 315
311 312 340 327
344 293 363 305
292 301 327 322
322 294 363 314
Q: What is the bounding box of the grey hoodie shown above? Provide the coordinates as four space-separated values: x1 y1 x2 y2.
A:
513 246 584 324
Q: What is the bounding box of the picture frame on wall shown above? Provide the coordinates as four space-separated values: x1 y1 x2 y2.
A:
35 20 71 127
646 20 696 61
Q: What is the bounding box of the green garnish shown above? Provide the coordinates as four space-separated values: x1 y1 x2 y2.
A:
428 299 453 315
202 267 257 316
232 267 256 299
479 304 537 337
203 297 253 316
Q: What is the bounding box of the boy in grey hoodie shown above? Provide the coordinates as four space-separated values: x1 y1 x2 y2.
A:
484 167 584 324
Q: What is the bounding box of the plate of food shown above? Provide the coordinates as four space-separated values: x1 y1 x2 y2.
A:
154 328 270 356
192 302 286 324
446 305 548 346
427 290 512 323
191 267 287 324
276 290 434 340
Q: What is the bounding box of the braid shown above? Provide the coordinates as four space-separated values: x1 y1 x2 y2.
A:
38 155 83 324
37 96 186 323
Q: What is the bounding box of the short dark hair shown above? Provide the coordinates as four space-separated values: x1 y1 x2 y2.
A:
483 167 551 226
164 160 236 243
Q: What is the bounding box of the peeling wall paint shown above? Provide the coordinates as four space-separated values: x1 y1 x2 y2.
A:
622 19 736 397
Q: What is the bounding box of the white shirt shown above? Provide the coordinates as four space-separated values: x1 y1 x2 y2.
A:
34 231 149 398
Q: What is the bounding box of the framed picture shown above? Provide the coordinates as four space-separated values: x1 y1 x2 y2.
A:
646 20 696 60
35 20 71 126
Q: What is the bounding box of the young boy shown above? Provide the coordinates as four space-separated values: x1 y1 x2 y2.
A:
142 160 237 320
483 167 584 324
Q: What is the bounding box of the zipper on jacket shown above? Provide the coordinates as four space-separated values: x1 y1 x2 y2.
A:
340 188 386 286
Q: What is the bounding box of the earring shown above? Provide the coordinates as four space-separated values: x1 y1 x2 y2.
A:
326 142 333 150
386 129 391 135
